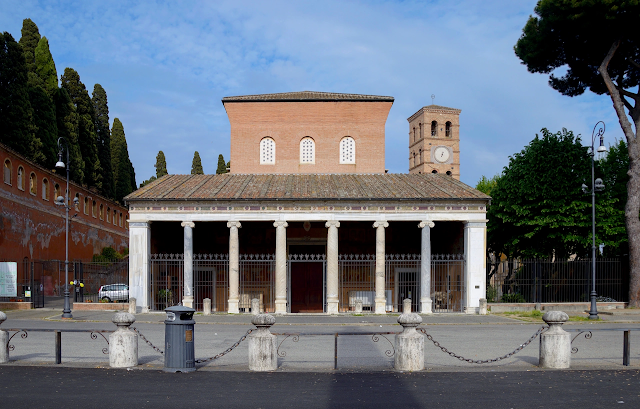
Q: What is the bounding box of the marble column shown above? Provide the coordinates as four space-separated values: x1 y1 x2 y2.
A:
463 221 487 314
227 221 242 313
419 221 434 314
373 221 389 314
325 221 340 314
274 221 288 314
181 221 195 308
128 221 151 313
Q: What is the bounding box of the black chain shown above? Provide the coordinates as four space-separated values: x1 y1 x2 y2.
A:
417 326 546 364
131 327 164 355
195 329 253 363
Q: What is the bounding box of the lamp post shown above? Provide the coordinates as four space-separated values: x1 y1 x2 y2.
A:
55 137 74 319
581 121 607 320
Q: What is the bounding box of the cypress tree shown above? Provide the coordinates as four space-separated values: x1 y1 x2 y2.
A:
191 151 204 174
28 85 57 168
92 84 114 199
155 151 168 178
19 18 40 75
35 37 58 96
111 118 134 203
216 154 228 174
61 67 102 189
54 87 84 184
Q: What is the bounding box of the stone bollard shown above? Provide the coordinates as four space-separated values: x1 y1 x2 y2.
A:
128 297 137 315
203 298 211 316
394 312 424 371
109 311 138 368
354 299 363 313
251 298 260 315
403 298 412 313
0 312 8 364
479 298 487 315
539 311 570 369
248 313 277 371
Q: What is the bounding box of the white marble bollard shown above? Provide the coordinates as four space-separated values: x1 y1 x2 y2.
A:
128 297 137 315
403 299 412 313
479 298 487 315
251 298 260 315
248 314 277 371
0 312 8 364
354 299 363 313
203 298 211 316
109 312 138 368
539 311 570 369
395 312 424 371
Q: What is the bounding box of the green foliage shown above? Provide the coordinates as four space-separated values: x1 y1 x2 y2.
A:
139 175 157 188
28 84 58 169
91 246 125 262
191 151 204 174
34 37 57 96
19 18 40 75
486 285 497 303
216 154 228 174
500 293 526 303
111 118 135 203
155 151 168 178
475 174 499 196
598 139 630 256
92 84 114 199
53 87 84 183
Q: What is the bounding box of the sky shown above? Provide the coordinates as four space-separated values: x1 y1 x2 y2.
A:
1 0 626 187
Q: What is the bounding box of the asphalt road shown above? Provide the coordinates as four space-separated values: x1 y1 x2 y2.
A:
0 366 638 408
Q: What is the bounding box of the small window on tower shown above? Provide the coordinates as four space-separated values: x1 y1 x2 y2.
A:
300 137 315 164
445 121 452 137
432 169 438 174
340 137 355 164
260 137 275 165
431 121 438 137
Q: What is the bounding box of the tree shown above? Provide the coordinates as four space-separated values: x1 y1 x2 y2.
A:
139 175 156 188
191 151 204 174
92 84 114 199
515 1 640 305
18 18 40 75
155 151 168 178
53 87 84 183
599 139 631 256
111 118 135 203
35 37 58 96
475 174 499 197
28 84 57 169
216 154 228 174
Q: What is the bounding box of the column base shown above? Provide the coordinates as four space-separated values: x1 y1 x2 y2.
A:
326 299 338 314
464 307 479 315
275 300 287 314
375 298 386 314
182 296 194 309
228 299 239 314
420 298 432 314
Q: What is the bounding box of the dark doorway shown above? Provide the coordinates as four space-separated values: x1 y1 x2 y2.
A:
289 244 325 313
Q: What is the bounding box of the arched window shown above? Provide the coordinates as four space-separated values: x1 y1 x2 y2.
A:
419 123 422 141
419 149 423 164
92 200 97 217
29 172 37 195
413 152 416 168
340 137 355 164
74 193 80 211
446 170 452 176
3 159 11 185
107 207 111 223
113 210 117 225
432 169 438 174
42 178 49 200
300 137 315 164
431 121 438 137
413 127 416 143
445 121 452 137
54 183 60 201
119 212 123 227
99 204 104 220
84 197 89 214
260 137 275 164
17 167 24 190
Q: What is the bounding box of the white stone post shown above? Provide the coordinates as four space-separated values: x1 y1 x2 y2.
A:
128 297 137 315
419 221 434 314
274 221 288 314
355 299 363 313
248 314 277 371
181 221 195 308
129 221 151 312
252 298 260 315
463 221 487 314
479 298 487 315
0 312 8 364
373 221 388 314
394 312 424 371
228 221 242 313
325 221 340 314
539 311 571 369
109 312 138 368
403 298 412 313
203 298 211 315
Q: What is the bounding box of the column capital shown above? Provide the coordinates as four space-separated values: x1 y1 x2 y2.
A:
419 220 435 229
227 221 242 229
129 221 151 228
373 221 389 229
181 221 195 228
325 221 340 228
464 220 488 229
273 221 288 228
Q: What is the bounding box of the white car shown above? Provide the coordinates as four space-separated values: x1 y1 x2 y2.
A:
98 284 129 302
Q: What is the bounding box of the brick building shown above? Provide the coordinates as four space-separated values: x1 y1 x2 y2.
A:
1 143 129 296
126 92 489 315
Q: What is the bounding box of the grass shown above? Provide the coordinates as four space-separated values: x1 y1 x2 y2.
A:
497 310 602 322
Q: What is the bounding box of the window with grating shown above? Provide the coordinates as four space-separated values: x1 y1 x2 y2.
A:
300 137 315 164
340 137 355 164
260 137 275 164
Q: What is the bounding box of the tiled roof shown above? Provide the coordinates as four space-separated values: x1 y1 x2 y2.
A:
222 91 394 103
407 104 461 121
422 104 460 112
125 174 490 202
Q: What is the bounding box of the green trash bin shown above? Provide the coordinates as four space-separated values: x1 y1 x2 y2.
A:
163 305 196 372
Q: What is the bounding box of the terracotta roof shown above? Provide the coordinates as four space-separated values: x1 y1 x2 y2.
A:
222 91 394 103
407 104 461 121
125 174 489 202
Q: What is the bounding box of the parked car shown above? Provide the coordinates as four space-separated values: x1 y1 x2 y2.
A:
98 284 129 302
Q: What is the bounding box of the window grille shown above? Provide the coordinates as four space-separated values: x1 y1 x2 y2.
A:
260 137 275 164
340 137 355 164
300 137 315 164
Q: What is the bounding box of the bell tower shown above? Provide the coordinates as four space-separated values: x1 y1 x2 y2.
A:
407 104 461 179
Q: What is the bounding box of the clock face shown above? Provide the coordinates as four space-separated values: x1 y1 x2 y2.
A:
434 146 450 163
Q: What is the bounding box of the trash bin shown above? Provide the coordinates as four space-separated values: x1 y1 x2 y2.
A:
163 305 196 372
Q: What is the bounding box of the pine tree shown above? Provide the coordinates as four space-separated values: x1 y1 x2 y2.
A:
54 87 84 184
0 32 42 162
216 154 228 174
155 151 168 178
28 85 58 169
19 18 40 75
61 67 102 189
111 118 134 203
191 151 204 174
92 84 114 199
35 37 58 96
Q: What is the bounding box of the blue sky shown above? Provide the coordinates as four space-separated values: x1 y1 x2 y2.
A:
2 0 624 187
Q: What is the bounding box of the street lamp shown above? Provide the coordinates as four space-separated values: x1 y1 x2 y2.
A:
581 121 607 320
54 137 77 319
